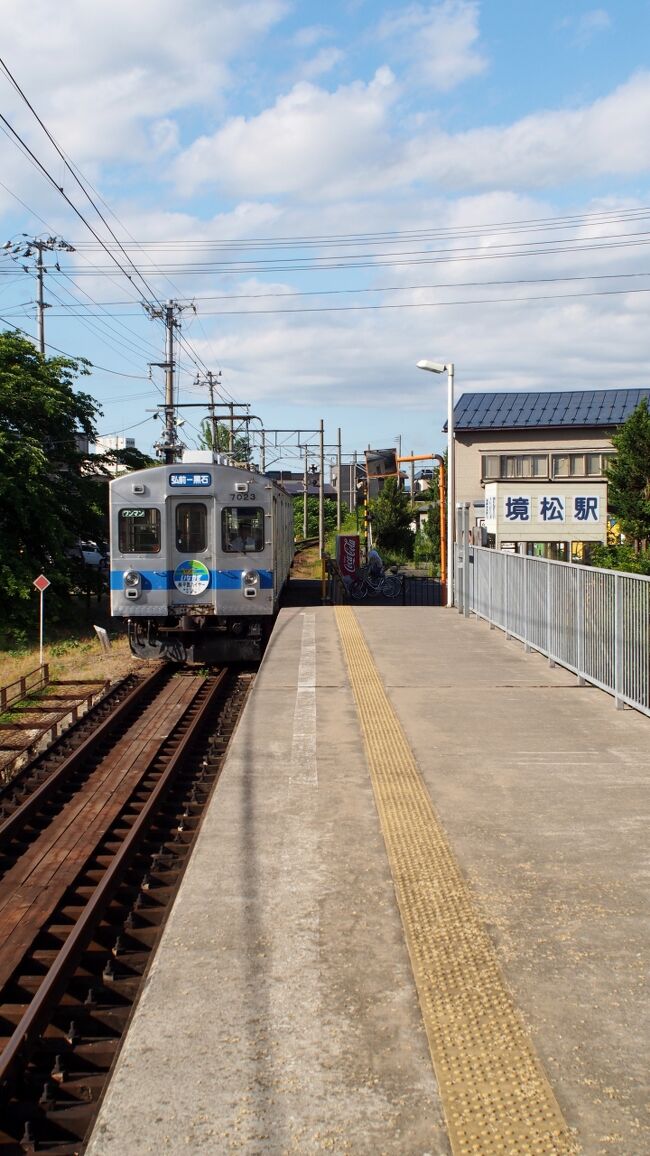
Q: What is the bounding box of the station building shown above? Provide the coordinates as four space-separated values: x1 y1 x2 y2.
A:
452 387 650 561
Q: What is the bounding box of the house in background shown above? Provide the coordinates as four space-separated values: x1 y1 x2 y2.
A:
94 435 137 476
452 388 650 562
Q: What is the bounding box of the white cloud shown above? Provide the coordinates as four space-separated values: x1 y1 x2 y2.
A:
172 68 650 207
296 47 345 81
0 0 289 164
376 0 488 91
292 24 334 50
174 68 397 198
155 188 650 433
559 8 612 46
408 72 650 190
1 1 649 462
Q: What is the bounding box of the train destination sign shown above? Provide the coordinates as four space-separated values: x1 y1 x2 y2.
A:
169 473 212 488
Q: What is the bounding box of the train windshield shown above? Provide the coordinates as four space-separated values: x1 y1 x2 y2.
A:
222 507 265 553
118 508 161 554
175 503 207 553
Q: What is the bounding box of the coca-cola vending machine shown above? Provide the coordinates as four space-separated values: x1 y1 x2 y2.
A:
336 534 360 580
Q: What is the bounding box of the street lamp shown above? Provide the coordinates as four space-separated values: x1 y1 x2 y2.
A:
416 360 455 606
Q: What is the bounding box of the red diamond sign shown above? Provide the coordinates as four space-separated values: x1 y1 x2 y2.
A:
33 574 51 592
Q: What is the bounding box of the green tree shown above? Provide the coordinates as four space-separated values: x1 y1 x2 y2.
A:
370 476 415 558
293 495 338 539
607 399 650 546
589 542 650 575
0 330 101 631
199 419 250 462
411 499 441 566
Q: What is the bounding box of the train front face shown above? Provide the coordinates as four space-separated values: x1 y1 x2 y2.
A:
110 463 275 662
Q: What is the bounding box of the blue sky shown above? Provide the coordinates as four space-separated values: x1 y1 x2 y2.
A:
2 1 650 472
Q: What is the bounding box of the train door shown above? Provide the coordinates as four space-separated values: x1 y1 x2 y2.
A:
168 499 215 609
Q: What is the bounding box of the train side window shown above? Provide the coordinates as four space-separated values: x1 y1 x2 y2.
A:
222 507 265 552
175 503 207 553
118 508 161 554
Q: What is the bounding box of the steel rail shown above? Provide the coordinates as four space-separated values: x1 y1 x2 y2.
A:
0 668 228 1095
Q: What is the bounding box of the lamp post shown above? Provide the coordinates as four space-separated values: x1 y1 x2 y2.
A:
416 360 455 607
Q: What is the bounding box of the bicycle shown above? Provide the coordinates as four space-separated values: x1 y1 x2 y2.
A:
349 563 403 599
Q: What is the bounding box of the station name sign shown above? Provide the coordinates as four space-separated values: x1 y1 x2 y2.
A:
485 493 600 524
483 481 608 545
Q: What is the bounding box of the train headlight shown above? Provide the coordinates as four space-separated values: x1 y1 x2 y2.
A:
242 569 258 598
123 570 142 600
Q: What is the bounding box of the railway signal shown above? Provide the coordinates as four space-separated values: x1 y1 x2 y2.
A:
33 573 51 666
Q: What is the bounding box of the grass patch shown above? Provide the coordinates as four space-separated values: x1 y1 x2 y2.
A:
0 594 137 689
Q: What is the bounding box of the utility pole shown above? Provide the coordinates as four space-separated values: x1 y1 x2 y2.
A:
195 369 222 448
2 234 75 354
319 419 325 560
336 428 342 531
145 299 190 464
226 402 235 453
303 445 309 539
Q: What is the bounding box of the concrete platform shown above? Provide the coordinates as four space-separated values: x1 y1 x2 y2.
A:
87 607 649 1156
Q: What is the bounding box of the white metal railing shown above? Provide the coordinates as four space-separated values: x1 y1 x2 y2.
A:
457 545 650 716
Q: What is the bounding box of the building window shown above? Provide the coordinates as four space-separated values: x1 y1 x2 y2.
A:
552 452 611 478
482 455 499 479
482 454 549 481
525 541 568 562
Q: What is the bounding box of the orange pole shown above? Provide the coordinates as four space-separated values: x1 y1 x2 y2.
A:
397 452 446 595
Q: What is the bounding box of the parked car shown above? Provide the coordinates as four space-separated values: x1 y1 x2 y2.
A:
80 541 108 572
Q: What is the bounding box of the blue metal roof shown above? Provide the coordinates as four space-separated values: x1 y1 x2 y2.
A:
452 388 650 431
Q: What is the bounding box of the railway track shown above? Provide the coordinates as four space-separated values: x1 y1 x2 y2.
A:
0 664 254 1154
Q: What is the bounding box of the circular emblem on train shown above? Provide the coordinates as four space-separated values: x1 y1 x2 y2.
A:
173 560 210 596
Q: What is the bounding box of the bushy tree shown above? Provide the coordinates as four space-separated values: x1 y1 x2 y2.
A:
589 542 650 575
0 330 101 631
199 419 250 462
371 477 415 558
412 501 441 566
607 399 650 545
293 496 338 539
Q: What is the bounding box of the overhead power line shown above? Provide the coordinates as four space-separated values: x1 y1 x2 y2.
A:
22 268 650 309
66 203 650 251
13 231 650 278
0 58 212 378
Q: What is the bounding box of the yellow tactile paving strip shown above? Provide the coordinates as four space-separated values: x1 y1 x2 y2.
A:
335 605 578 1156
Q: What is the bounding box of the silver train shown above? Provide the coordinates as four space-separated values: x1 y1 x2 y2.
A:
109 454 294 662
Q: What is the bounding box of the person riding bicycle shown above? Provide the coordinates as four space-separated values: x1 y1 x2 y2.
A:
367 547 383 581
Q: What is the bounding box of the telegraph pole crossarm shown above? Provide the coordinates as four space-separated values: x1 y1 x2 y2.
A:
144 299 193 464
2 234 75 355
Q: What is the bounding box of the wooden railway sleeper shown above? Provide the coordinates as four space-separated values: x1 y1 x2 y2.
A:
0 667 170 852
1 670 252 1153
0 670 229 1101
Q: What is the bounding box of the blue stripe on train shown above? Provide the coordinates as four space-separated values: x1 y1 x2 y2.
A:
110 569 273 591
